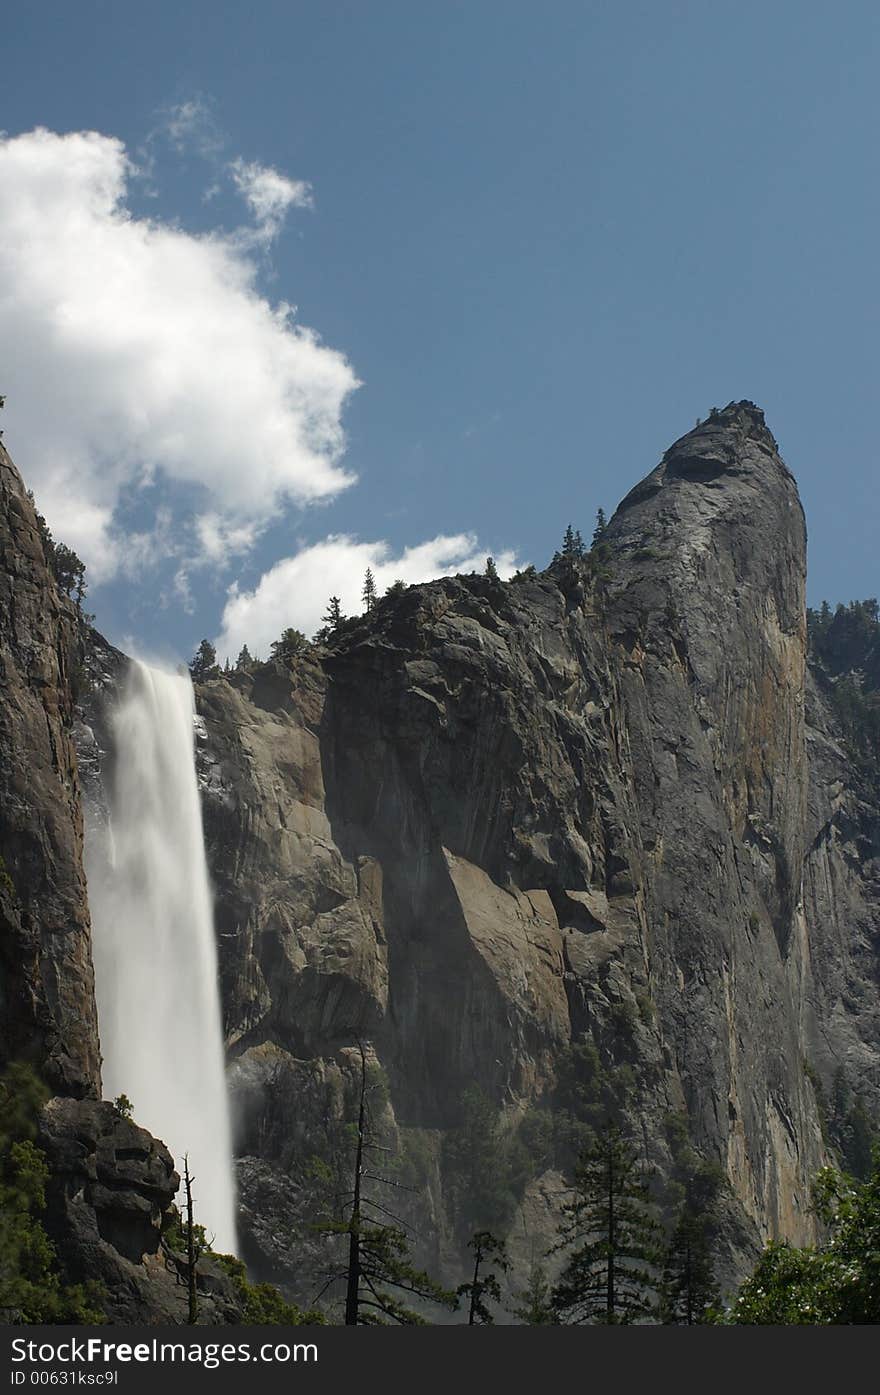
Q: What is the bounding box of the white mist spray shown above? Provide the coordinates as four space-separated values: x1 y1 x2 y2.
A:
86 660 237 1253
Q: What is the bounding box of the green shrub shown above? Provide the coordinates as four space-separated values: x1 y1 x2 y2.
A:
113 1094 134 1121
634 989 656 1026
0 1064 105 1323
723 1150 880 1323
163 1208 323 1325
214 1254 325 1324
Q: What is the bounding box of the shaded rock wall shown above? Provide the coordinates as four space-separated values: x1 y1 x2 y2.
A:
802 671 880 1118
0 443 99 1096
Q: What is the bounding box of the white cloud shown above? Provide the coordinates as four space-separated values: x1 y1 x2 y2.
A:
214 534 521 659
195 513 262 563
0 127 358 581
169 566 196 615
229 158 313 245
160 98 223 158
135 97 224 197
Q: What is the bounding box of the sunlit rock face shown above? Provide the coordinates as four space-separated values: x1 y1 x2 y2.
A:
193 402 865 1294
601 404 817 1244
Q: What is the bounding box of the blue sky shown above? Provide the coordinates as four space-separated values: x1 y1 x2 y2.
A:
2 1 877 661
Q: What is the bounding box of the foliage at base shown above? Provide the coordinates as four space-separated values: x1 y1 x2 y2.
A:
0 1064 105 1324
722 1150 880 1324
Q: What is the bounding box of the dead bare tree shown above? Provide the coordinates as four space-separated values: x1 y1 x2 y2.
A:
183 1155 201 1325
314 1041 455 1325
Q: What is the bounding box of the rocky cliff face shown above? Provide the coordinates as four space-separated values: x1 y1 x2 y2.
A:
600 406 822 1242
3 401 878 1317
191 402 864 1295
802 650 880 1141
0 442 99 1096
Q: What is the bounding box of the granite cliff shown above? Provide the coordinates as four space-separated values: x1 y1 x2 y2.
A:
0 442 98 1098
189 403 876 1294
2 403 879 1317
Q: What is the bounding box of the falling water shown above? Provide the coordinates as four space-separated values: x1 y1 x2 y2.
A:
86 660 237 1253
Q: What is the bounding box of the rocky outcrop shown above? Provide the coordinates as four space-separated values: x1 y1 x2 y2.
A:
40 1097 176 1262
0 443 99 1096
38 1098 240 1324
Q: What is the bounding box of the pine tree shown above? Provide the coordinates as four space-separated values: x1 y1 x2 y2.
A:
235 645 254 672
551 1124 661 1324
23 488 89 613
485 556 499 581
51 543 85 600
511 1263 556 1324
442 1086 522 1242
270 628 307 661
34 533 88 613
457 1231 509 1324
661 1207 719 1324
384 580 407 598
322 596 345 630
560 525 587 561
189 639 219 682
362 569 377 613
660 1145 723 1324
589 512 614 587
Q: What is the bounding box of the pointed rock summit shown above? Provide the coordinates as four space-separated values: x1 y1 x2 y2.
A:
607 400 804 634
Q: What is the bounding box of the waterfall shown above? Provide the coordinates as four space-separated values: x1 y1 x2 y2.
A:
86 660 237 1254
